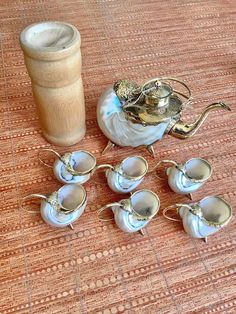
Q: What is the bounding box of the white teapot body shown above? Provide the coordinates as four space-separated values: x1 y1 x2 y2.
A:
97 87 170 147
97 79 230 156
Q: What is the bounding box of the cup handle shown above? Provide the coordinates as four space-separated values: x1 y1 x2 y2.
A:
91 164 114 176
148 159 178 180
38 148 62 168
162 203 193 222
97 202 122 222
20 194 47 214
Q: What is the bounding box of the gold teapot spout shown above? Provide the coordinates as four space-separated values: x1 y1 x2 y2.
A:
169 102 231 139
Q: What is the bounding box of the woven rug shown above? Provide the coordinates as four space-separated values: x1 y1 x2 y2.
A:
1 0 236 313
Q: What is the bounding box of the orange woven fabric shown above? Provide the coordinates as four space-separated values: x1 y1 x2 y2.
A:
1 0 236 313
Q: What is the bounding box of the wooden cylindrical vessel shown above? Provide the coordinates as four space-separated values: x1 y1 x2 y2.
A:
20 21 86 146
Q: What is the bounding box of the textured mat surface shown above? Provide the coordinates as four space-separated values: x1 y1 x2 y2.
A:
1 0 236 313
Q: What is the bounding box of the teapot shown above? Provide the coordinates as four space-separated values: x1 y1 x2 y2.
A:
21 184 87 228
163 196 232 242
97 77 230 156
98 189 160 234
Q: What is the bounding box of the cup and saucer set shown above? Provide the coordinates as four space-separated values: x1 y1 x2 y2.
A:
21 148 232 243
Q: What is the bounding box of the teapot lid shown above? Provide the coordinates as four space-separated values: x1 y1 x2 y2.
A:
117 77 192 126
142 81 173 104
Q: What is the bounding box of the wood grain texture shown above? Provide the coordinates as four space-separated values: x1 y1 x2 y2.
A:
20 21 86 146
0 0 235 313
